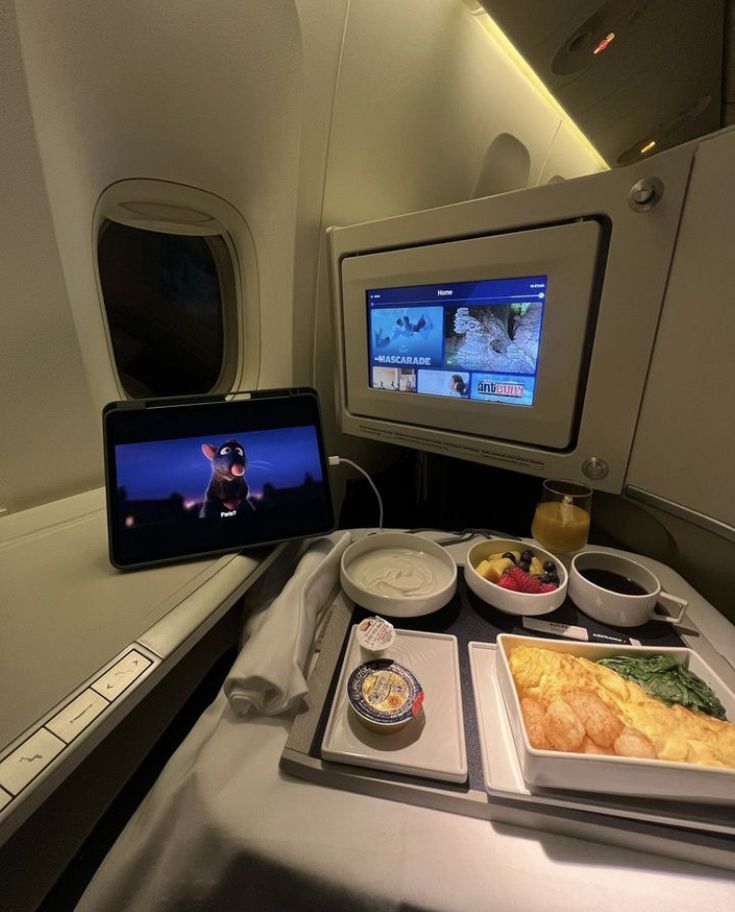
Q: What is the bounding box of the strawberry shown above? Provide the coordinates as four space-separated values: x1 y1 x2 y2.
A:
506 566 545 594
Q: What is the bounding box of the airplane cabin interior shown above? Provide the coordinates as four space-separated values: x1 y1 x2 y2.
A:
1 1 734 909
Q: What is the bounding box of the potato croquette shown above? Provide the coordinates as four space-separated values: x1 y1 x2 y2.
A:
520 697 551 750
579 736 612 755
614 726 657 759
544 699 585 752
563 687 623 748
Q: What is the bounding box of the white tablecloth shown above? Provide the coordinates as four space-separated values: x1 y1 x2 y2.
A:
76 690 735 912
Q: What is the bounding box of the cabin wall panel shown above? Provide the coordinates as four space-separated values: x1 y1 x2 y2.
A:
290 0 351 386
627 129 735 528
615 127 735 620
13 0 306 412
536 122 606 185
321 0 561 228
0 1 100 512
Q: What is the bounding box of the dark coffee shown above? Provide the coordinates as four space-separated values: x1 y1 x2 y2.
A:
579 568 649 596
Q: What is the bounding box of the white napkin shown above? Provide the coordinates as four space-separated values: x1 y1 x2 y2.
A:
224 531 352 716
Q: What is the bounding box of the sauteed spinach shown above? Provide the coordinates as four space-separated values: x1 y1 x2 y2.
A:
597 654 727 720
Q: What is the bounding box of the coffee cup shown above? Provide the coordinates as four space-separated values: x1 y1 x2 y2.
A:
569 551 687 628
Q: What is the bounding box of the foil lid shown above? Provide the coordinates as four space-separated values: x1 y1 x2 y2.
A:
347 659 424 726
356 616 396 652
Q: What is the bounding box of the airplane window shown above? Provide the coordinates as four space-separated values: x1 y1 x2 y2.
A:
98 221 236 397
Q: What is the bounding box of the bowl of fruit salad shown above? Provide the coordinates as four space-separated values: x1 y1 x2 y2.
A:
464 538 568 616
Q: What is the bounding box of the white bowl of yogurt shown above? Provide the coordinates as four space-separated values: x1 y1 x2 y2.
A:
340 532 457 617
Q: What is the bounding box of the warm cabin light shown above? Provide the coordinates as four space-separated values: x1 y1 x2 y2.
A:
593 32 616 55
465 2 609 170
640 140 656 154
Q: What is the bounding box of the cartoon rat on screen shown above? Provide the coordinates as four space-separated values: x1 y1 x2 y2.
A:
199 439 255 518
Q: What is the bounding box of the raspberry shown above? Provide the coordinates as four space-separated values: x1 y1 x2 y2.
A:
539 582 558 593
497 572 520 590
506 566 545 594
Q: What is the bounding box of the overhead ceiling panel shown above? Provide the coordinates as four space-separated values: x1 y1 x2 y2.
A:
479 0 725 165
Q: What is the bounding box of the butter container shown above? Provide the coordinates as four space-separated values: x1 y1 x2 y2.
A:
495 633 735 804
356 616 396 653
347 659 424 733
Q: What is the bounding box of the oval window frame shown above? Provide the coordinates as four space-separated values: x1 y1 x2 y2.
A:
94 179 260 399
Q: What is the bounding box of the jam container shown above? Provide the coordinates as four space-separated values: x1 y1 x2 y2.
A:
347 659 424 733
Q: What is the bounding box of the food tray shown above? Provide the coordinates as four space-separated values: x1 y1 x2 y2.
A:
321 626 467 783
494 634 735 803
282 558 735 872
469 641 735 835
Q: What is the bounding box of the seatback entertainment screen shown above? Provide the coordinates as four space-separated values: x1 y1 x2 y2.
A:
339 220 601 450
103 389 334 569
368 275 546 407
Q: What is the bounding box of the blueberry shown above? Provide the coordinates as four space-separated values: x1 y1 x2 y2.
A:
502 552 517 562
521 549 534 563
543 560 556 573
542 572 559 584
518 561 531 572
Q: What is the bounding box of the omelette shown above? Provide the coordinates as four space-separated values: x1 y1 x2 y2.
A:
508 646 735 769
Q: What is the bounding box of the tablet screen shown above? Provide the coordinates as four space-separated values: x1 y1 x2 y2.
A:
104 389 335 569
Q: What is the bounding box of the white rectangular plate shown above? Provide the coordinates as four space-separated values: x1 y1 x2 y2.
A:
468 641 735 836
322 627 467 783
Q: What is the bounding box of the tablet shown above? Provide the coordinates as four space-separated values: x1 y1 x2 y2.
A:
103 388 335 569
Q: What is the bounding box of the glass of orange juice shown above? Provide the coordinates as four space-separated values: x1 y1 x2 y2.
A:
531 479 592 554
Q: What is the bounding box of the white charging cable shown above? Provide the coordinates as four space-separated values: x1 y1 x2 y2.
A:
328 456 384 530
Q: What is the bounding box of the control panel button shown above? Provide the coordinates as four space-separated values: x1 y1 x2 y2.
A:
0 729 65 796
46 689 109 744
0 787 11 811
582 457 609 480
91 650 152 702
